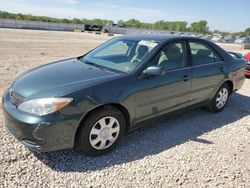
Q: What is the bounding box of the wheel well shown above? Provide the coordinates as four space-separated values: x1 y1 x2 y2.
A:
224 80 233 94
74 103 131 144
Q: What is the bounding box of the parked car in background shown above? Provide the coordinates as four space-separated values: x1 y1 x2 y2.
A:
244 52 250 78
228 51 246 60
235 37 250 44
211 35 223 42
102 23 127 34
202 35 213 40
228 51 250 78
85 25 103 32
244 52 250 61
2 35 246 155
196 34 204 38
220 36 235 43
245 62 250 78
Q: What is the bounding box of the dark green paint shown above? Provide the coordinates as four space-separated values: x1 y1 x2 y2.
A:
2 35 246 152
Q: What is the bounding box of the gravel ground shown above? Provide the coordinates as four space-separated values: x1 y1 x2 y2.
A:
0 28 250 187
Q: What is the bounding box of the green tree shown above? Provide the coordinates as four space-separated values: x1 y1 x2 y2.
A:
244 28 250 36
16 13 24 20
154 20 166 30
177 21 188 31
191 20 209 34
125 19 142 28
72 18 82 24
62 19 70 23
3 10 250 35
151 21 188 31
81 18 113 26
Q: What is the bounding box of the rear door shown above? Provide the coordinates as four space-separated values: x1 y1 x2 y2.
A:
188 40 227 105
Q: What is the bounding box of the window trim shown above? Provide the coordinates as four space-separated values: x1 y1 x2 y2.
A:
187 40 224 67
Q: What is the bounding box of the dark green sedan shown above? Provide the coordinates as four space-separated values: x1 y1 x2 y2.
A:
2 35 245 155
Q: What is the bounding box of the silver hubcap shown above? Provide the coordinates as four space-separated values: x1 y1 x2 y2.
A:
89 117 120 150
216 88 228 109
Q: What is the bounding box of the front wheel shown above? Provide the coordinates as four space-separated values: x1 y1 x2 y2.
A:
76 107 125 156
209 83 230 113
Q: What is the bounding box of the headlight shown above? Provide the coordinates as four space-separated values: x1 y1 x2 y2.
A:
17 98 73 116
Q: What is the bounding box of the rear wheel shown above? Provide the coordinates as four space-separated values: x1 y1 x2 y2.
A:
76 107 125 156
209 83 230 113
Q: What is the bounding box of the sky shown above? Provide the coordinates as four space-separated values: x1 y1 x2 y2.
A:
0 0 249 32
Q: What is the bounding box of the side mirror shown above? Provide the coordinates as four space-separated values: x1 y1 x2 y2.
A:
142 66 165 77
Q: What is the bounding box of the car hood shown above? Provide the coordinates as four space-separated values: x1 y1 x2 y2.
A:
11 58 121 99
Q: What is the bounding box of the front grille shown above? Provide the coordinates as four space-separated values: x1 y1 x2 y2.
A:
9 89 24 106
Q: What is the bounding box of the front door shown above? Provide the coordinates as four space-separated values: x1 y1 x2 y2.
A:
135 41 191 123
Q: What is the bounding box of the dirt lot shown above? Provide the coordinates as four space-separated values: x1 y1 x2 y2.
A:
0 28 250 187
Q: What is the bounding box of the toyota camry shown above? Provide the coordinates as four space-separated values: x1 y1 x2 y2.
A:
2 35 246 155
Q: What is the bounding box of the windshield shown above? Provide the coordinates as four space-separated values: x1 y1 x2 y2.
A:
82 38 158 73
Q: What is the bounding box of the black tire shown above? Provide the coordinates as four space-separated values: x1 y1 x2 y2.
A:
209 83 230 113
76 106 125 156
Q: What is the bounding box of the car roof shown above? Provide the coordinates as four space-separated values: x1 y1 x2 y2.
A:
118 34 200 43
117 34 233 62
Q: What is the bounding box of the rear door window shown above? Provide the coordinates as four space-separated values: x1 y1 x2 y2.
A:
189 42 222 66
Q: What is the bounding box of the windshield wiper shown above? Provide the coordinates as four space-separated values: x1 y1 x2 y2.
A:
80 59 107 70
79 58 125 74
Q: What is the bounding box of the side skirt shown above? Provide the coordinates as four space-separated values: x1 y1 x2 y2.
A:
129 100 210 133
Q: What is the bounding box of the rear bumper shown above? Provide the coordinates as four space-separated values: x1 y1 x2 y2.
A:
2 90 78 152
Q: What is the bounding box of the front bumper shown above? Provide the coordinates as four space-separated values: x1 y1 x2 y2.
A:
2 90 78 152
